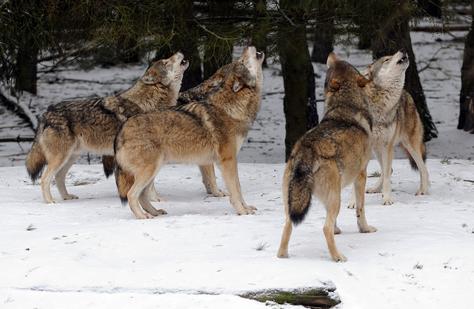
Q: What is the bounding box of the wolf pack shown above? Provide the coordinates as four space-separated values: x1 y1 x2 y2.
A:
25 46 429 262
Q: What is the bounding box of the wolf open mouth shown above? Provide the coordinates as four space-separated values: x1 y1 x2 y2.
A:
181 59 188 66
397 54 408 64
256 51 263 60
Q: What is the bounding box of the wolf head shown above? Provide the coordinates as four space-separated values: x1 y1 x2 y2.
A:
141 52 189 88
325 52 370 95
235 46 265 92
365 50 409 89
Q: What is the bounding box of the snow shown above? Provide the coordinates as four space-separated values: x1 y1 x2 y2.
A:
1 159 473 308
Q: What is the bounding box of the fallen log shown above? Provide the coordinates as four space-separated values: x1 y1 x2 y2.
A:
240 287 341 309
0 86 38 130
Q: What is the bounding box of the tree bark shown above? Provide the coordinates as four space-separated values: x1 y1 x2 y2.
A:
311 2 335 63
371 1 438 141
278 0 318 161
458 0 474 133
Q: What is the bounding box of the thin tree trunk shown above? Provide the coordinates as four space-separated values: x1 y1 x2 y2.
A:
278 0 318 161
458 0 474 133
371 1 438 141
311 2 335 63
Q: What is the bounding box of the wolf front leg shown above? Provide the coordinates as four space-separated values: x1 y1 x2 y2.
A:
218 156 256 215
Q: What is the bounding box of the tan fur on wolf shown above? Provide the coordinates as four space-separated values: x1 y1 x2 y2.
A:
277 53 377 262
347 51 429 207
114 47 264 219
25 53 188 203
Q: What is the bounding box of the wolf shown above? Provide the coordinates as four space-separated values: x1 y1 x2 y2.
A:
350 51 429 206
101 58 256 198
114 46 264 219
277 53 377 262
25 52 188 203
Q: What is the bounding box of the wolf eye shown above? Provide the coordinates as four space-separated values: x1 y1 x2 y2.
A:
383 58 390 63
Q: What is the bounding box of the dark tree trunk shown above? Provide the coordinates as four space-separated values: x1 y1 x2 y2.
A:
278 0 318 161
372 2 438 141
354 1 372 50
458 0 474 133
311 2 335 63
15 43 38 95
251 0 268 67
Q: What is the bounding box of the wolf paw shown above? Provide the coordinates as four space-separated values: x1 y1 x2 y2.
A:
135 212 155 220
237 207 256 215
331 253 347 263
382 196 394 205
277 249 289 258
63 194 78 200
210 189 228 197
147 208 167 217
359 225 377 233
415 189 427 196
347 202 356 209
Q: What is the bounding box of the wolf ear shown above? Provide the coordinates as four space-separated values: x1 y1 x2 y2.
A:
357 75 370 88
141 61 171 85
328 78 341 91
327 52 339 68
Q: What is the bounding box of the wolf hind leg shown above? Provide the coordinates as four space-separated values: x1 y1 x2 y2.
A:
322 177 346 262
402 140 429 195
127 165 161 220
55 154 79 200
147 181 166 202
41 155 69 204
140 185 167 217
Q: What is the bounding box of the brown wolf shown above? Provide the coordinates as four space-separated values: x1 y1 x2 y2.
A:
114 46 264 219
356 51 429 205
277 53 377 262
25 53 188 203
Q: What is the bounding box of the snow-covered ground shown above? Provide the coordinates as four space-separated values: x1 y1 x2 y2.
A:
1 159 473 308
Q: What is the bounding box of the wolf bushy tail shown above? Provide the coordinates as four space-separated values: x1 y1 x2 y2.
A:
102 155 115 178
25 123 46 182
115 162 134 205
286 147 315 225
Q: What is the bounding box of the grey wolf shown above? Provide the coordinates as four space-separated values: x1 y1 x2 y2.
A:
25 53 188 203
352 51 429 206
277 53 377 262
114 46 264 219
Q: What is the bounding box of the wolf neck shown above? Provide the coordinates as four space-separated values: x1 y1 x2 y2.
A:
213 86 262 126
368 79 404 113
119 80 178 111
